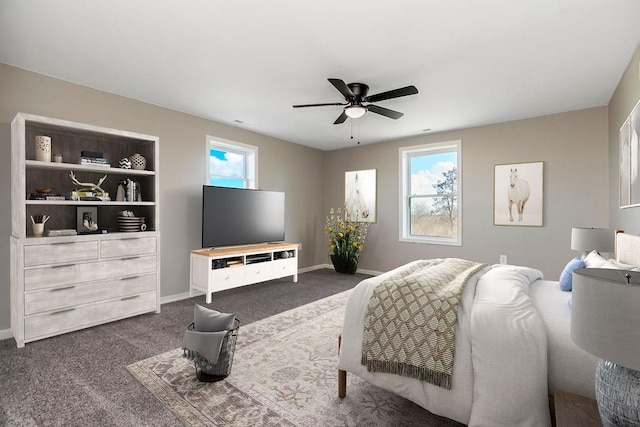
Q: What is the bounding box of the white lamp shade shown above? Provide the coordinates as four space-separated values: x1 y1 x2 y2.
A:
570 227 613 252
571 268 640 371
345 105 366 118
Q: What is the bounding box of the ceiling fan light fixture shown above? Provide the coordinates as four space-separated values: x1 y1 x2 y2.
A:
344 105 366 119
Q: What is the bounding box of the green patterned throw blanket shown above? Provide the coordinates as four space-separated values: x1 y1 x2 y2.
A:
361 258 487 389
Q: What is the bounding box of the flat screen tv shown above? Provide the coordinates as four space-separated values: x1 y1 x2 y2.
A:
202 185 285 248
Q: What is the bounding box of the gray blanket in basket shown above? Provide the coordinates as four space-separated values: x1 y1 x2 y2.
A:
183 330 228 364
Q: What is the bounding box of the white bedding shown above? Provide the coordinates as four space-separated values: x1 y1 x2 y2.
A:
529 279 599 399
337 261 552 427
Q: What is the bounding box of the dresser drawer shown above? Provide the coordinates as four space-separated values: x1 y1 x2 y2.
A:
24 241 99 267
100 237 157 258
24 291 157 340
24 255 157 291
25 273 157 315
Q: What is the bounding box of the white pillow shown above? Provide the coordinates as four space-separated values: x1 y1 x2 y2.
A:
583 250 607 268
601 259 640 271
583 250 640 271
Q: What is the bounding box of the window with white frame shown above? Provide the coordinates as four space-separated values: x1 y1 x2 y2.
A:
206 136 257 189
399 140 461 246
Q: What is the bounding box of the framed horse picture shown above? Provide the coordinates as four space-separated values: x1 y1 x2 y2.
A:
493 161 543 226
345 169 376 223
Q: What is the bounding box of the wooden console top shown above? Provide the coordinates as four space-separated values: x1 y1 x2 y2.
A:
191 242 299 257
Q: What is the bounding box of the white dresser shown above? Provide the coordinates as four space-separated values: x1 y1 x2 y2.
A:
12 234 159 346
10 113 161 348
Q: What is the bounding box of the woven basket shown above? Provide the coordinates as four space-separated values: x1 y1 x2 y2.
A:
187 318 240 382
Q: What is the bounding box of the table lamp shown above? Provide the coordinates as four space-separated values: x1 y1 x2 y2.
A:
571 227 614 255
571 267 640 426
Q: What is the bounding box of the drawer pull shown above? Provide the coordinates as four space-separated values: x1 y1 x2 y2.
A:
121 295 140 301
50 286 75 292
121 237 140 241
51 242 75 246
121 276 140 281
51 264 75 269
51 308 75 315
121 256 140 261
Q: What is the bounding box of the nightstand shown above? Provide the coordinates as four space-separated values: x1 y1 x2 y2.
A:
554 390 601 427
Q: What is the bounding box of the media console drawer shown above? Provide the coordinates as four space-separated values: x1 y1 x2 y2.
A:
244 262 273 281
272 258 297 277
210 267 245 290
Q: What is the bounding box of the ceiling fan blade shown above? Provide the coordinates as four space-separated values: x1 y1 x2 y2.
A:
364 85 418 103
367 104 404 120
293 102 346 108
333 111 348 124
328 78 355 99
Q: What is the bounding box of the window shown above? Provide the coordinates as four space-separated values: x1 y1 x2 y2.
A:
206 137 257 189
399 140 462 246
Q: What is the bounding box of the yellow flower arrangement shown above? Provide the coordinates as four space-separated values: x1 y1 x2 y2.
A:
325 206 369 273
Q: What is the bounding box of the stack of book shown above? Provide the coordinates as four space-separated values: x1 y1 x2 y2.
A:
79 150 110 167
47 229 78 237
226 260 244 268
29 192 66 201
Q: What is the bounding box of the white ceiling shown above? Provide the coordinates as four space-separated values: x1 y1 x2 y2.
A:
1 1 640 151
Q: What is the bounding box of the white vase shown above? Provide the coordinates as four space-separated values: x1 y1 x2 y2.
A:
129 153 146 170
35 135 51 162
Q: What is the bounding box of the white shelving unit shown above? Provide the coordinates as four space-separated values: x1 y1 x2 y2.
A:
10 113 161 348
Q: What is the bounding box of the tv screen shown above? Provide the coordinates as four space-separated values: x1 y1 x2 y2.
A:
202 186 285 248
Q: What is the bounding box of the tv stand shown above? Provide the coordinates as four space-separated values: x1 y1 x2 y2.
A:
189 242 299 303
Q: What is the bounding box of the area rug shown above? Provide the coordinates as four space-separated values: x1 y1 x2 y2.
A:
126 290 461 426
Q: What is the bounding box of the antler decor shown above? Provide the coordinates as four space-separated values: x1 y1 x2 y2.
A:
69 171 108 194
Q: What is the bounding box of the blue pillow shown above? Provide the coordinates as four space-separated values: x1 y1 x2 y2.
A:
559 257 586 292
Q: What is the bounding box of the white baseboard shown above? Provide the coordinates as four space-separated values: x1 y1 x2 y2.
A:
0 328 13 340
298 264 329 273
160 291 197 305
357 267 383 276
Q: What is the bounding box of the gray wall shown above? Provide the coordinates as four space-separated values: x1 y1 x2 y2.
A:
323 107 610 279
609 46 640 232
0 63 325 332
2 49 636 334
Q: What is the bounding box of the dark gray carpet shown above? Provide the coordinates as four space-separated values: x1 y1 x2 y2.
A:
0 269 369 427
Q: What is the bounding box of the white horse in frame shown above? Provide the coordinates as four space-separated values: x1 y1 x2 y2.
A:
345 169 376 222
507 168 530 222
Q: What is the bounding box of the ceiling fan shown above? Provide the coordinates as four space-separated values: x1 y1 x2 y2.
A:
293 78 419 124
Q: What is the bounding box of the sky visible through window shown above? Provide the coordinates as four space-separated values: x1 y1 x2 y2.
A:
410 152 457 195
210 148 245 188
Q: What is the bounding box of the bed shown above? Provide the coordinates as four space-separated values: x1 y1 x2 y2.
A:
337 231 640 426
